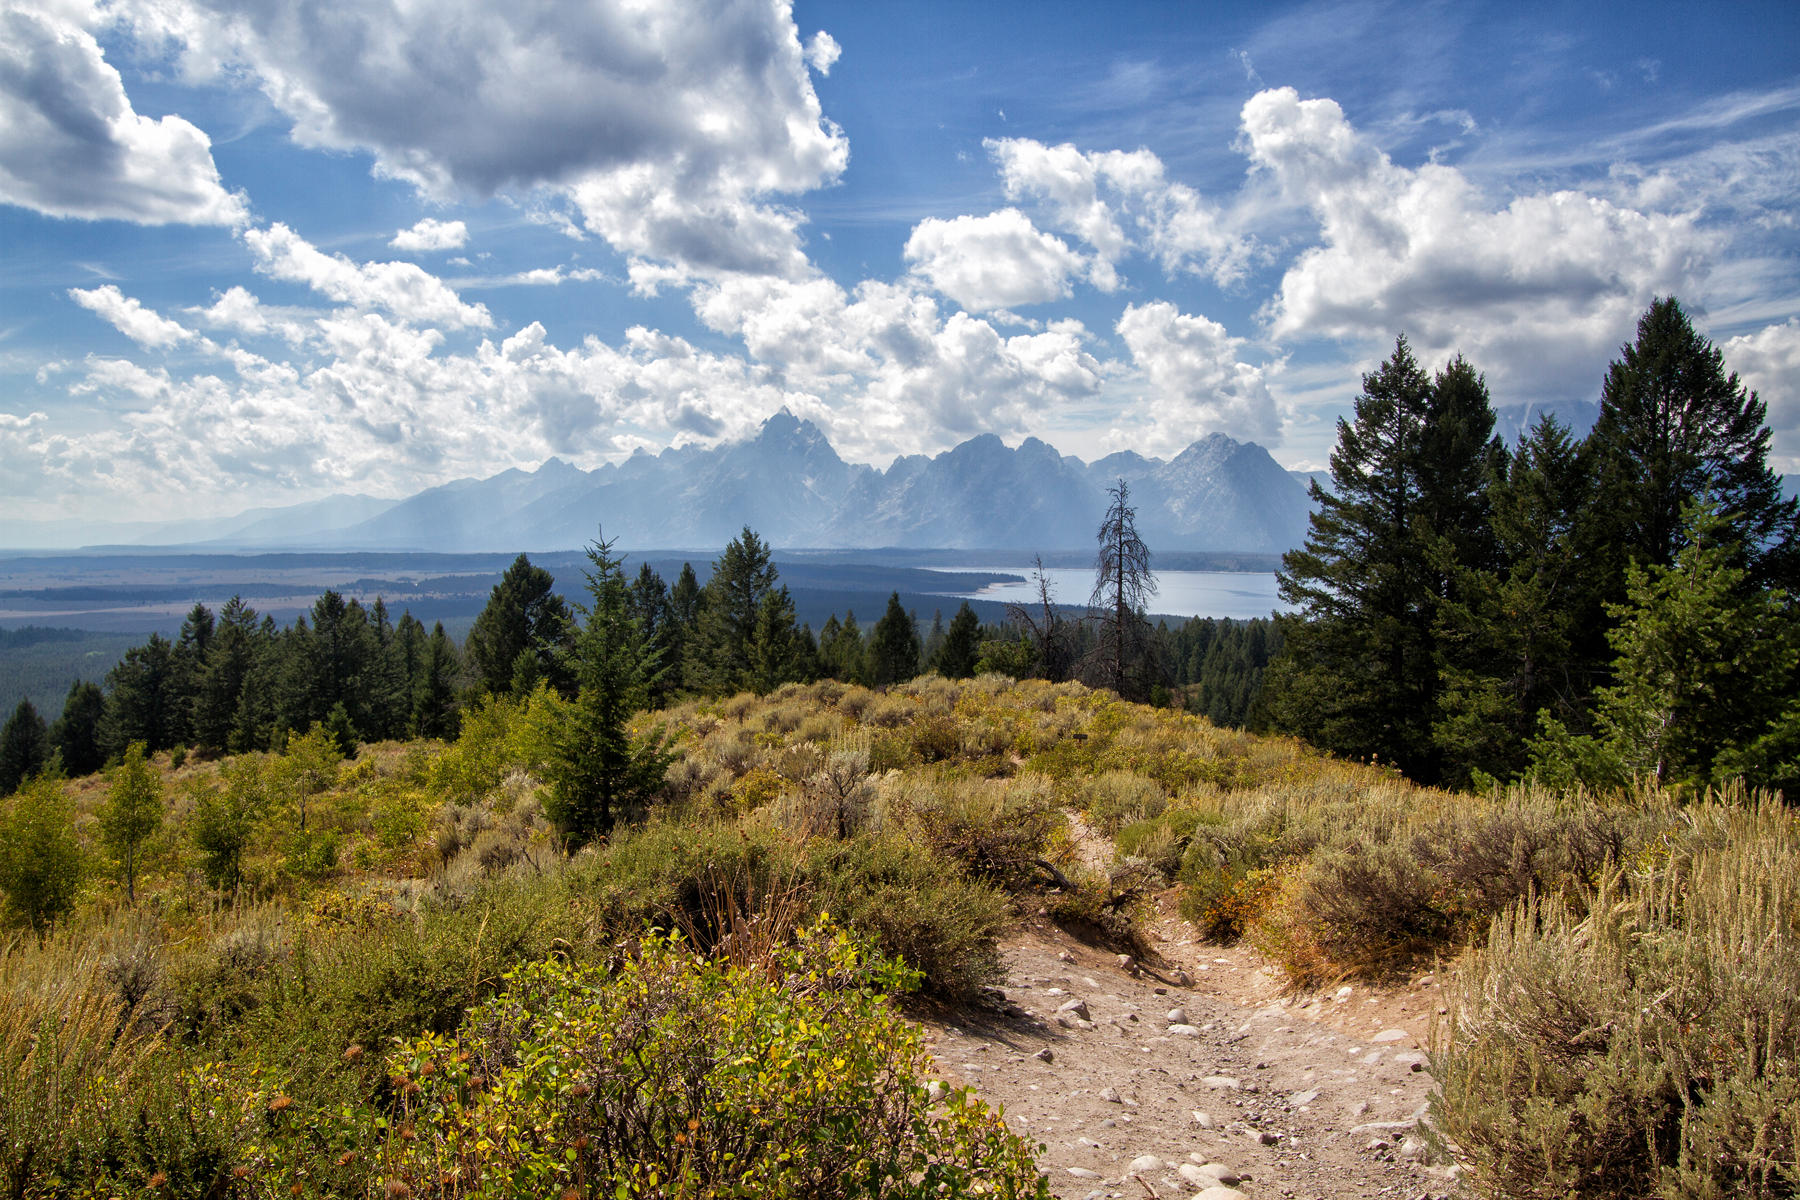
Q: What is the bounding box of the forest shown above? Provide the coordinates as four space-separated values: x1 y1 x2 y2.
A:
0 296 1795 1200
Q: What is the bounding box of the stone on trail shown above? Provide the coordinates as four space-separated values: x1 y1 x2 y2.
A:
1191 1110 1215 1127
1184 1162 1242 1186
1168 1023 1202 1037
1195 1187 1248 1200
1056 998 1091 1021
1125 1154 1163 1176
1065 1167 1101 1179
1371 1028 1410 1043
1288 1088 1320 1107
1202 1075 1241 1089
1167 1007 1189 1024
1034 1047 1054 1062
1099 1086 1122 1103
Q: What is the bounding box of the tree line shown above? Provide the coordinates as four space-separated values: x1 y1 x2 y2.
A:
1267 297 1800 795
0 518 1277 799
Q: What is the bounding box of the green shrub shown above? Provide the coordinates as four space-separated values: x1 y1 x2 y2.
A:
1434 799 1800 1199
808 836 1007 1001
381 922 1047 1198
1079 771 1166 835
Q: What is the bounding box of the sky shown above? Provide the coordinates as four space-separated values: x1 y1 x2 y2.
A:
3 0 1798 528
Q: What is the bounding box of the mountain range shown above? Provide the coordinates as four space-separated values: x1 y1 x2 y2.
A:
6 414 1314 555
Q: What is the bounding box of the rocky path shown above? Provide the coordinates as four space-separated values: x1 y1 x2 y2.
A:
918 914 1464 1200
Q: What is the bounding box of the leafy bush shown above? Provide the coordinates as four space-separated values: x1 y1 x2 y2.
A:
381 922 1048 1198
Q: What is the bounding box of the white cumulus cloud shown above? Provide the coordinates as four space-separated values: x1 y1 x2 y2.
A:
1725 318 1800 467
804 31 841 75
904 209 1088 313
0 2 247 226
390 218 468 253
1116 301 1280 446
115 0 848 280
242 223 493 329
68 285 194 348
1241 87 1706 391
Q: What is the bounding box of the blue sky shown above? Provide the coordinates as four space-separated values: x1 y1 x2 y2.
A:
3 0 1798 529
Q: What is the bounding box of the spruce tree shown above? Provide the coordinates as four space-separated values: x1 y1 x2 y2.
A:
936 602 982 678
0 699 49 795
49 680 105 777
101 634 179 757
1587 297 1800 589
1433 415 1592 781
466 554 576 698
867 593 921 687
546 536 672 844
414 622 462 739
1268 336 1500 778
193 596 260 755
692 528 785 694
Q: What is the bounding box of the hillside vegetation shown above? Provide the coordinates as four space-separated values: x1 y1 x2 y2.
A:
2 674 1795 1197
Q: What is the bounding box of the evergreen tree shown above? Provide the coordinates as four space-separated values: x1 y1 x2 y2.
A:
466 554 576 698
691 528 782 694
0 699 49 795
361 598 409 741
193 596 261 754
229 616 284 753
169 602 214 746
101 633 179 757
49 680 106 777
1268 336 1498 778
1586 298 1800 590
546 536 673 844
922 610 946 669
936 602 982 679
0 774 83 932
629 562 680 707
99 742 163 903
748 586 811 692
819 610 867 683
1083 479 1162 701
1433 416 1593 782
867 593 921 687
414 622 462 739
1531 504 1800 794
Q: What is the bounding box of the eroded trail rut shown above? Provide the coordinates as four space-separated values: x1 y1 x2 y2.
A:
918 922 1463 1200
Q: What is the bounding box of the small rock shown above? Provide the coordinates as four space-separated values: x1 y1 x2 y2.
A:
1371 1028 1411 1044
1058 950 1076 963
1125 1154 1162 1175
1194 1187 1248 1200
1288 1088 1320 1107
1188 1163 1242 1186
1400 1137 1427 1160
1168 1023 1201 1037
1202 1075 1241 1090
926 1081 947 1102
1167 1007 1189 1024
1168 969 1192 986
1117 954 1137 972
1098 1086 1122 1104
1192 1110 1215 1128
1057 999 1092 1021
1065 1167 1100 1180
1335 985 1354 1000
1250 1129 1280 1145
1034 1048 1054 1063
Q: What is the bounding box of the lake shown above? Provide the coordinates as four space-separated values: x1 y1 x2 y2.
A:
921 565 1291 622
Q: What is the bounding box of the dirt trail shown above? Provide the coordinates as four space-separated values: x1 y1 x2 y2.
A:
915 820 1464 1199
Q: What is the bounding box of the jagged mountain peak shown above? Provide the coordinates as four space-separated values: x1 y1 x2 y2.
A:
283 421 1315 554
